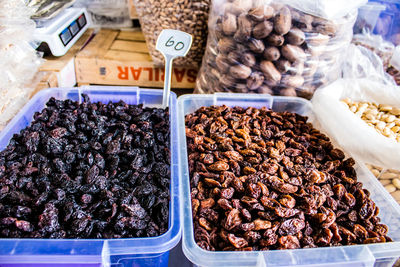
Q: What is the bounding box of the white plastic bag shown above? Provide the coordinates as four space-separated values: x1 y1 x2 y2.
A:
312 78 400 169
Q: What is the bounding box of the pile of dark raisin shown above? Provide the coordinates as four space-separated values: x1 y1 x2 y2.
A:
0 95 170 238
185 105 391 251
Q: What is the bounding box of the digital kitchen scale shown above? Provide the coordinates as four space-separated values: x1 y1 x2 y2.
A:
33 7 91 56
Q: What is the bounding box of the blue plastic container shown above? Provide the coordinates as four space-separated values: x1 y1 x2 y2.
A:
178 93 400 267
0 86 181 267
355 0 400 45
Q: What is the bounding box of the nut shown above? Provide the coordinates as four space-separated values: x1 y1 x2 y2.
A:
248 39 265 54
282 45 307 62
263 46 281 61
379 170 392 180
258 85 273 94
218 38 236 54
342 99 400 143
281 75 305 88
266 34 285 47
286 28 306 45
216 54 230 73
274 6 292 35
242 53 256 67
248 6 275 21
247 72 265 90
275 59 291 73
393 178 400 189
234 14 252 42
385 184 397 193
260 61 281 85
223 13 238 35
230 64 252 79
280 87 297 96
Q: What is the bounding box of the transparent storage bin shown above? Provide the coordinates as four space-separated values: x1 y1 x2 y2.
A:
177 93 400 267
355 0 400 46
0 86 181 267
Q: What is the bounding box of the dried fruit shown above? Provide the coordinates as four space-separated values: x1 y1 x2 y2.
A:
186 105 390 251
0 95 171 238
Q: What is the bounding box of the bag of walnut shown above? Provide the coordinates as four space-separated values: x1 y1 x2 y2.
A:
195 0 366 98
133 0 210 67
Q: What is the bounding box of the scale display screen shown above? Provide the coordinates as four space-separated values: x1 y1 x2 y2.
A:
59 13 87 46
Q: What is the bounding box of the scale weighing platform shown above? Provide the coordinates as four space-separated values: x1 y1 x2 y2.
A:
33 8 91 56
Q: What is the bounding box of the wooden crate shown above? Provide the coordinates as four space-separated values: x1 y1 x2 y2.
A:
39 29 95 87
31 71 59 98
75 29 198 89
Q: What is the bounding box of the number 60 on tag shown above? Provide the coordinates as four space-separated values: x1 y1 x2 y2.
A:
156 29 193 57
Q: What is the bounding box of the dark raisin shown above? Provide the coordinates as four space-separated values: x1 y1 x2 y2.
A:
0 95 170 239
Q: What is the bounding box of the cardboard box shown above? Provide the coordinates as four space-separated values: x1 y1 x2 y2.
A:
75 29 198 89
39 29 94 87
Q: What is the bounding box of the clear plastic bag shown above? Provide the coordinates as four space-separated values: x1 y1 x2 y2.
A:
73 0 132 28
0 0 43 129
312 78 400 170
133 0 210 67
387 45 400 85
281 0 367 20
351 33 400 86
342 43 396 86
352 33 394 67
195 0 361 99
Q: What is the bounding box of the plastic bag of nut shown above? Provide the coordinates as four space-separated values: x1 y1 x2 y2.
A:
133 0 210 67
194 0 364 99
312 78 400 170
